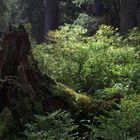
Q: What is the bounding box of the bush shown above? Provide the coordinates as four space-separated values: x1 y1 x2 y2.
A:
33 25 140 94
24 110 78 140
33 24 90 91
88 96 140 140
31 24 140 140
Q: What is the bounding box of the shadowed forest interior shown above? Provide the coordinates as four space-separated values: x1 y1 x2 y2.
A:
0 0 140 139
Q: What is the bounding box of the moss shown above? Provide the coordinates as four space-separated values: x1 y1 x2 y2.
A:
47 82 119 115
50 83 94 113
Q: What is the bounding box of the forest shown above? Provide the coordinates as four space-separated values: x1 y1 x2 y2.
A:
0 0 140 139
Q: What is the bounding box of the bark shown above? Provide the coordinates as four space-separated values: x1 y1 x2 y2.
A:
88 0 140 34
119 0 140 34
44 0 59 37
22 0 45 43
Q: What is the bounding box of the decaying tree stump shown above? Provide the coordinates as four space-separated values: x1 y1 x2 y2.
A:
0 25 119 138
0 25 94 138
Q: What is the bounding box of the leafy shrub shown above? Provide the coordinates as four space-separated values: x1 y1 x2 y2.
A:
125 27 140 50
33 24 90 90
74 13 95 28
88 96 140 140
33 25 140 94
82 46 138 90
24 110 77 140
92 83 127 100
31 24 140 140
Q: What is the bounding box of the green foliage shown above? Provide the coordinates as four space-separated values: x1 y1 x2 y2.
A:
0 0 23 27
74 13 95 28
82 46 137 90
33 25 140 93
88 96 140 140
24 110 77 140
125 27 140 51
1 0 140 139
93 83 126 100
32 24 140 140
33 24 89 90
73 0 90 7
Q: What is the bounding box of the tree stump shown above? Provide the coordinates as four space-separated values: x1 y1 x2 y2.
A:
0 25 94 138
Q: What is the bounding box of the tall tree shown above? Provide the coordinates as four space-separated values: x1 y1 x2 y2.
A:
120 0 140 34
44 0 59 36
74 0 140 34
22 0 45 42
0 0 7 28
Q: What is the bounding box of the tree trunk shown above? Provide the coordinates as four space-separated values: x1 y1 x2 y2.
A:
21 0 45 43
44 0 59 37
88 0 140 34
119 0 140 34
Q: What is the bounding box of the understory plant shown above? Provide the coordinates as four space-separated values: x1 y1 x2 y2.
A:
88 96 140 140
33 25 140 95
24 110 78 140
